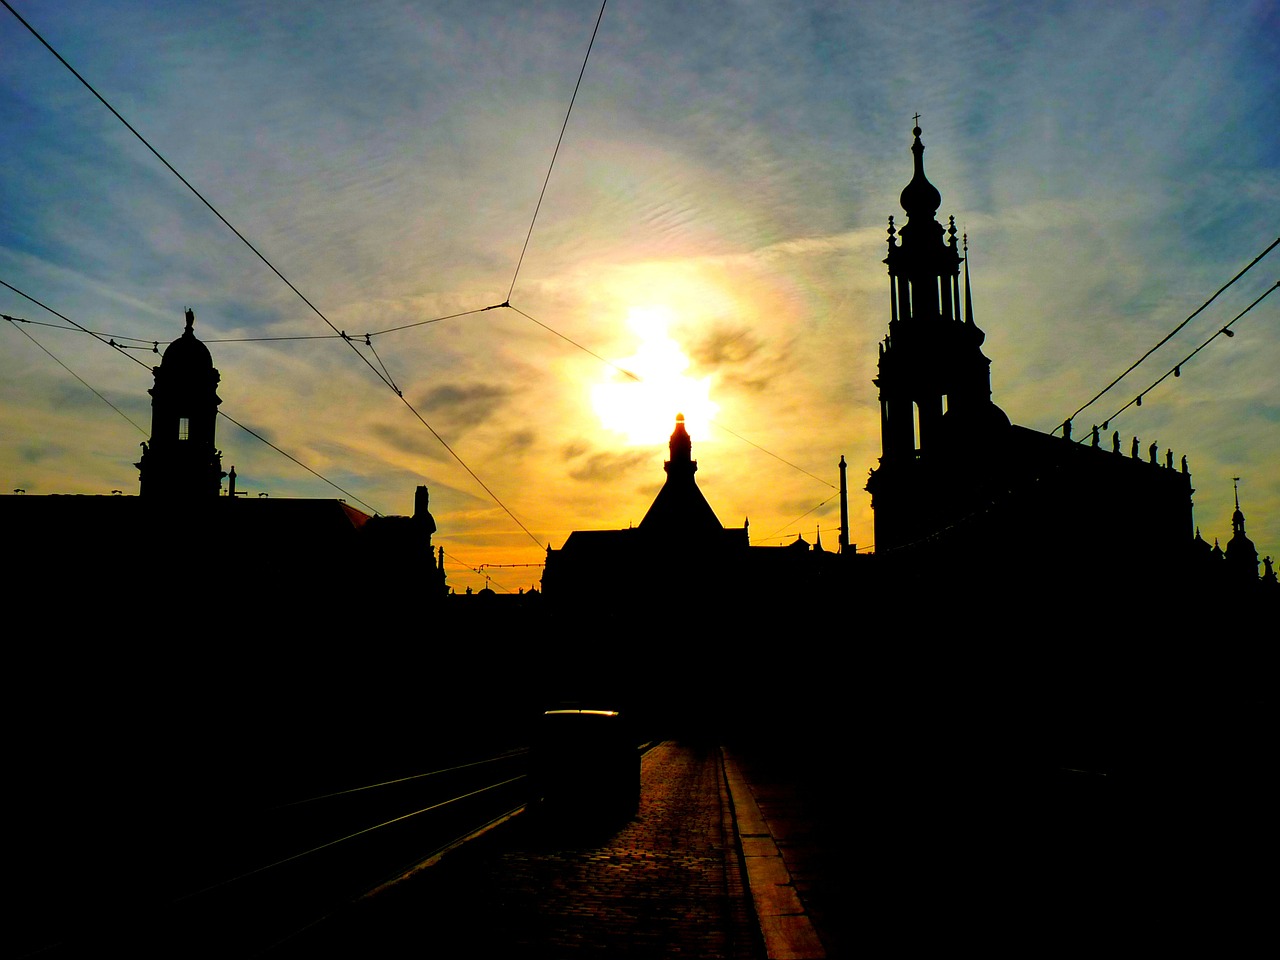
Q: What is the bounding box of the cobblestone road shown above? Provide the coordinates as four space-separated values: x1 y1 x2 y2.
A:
294 741 763 958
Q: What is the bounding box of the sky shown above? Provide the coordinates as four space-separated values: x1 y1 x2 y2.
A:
2 0 1277 594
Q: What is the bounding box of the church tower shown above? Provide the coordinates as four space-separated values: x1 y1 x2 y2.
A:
866 123 1009 551
639 413 723 534
136 308 225 499
1224 480 1259 583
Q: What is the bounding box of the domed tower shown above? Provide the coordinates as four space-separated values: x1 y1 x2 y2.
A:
136 308 225 499
866 122 1009 551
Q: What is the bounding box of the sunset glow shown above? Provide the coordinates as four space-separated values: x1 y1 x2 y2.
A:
592 306 719 445
0 1 1275 594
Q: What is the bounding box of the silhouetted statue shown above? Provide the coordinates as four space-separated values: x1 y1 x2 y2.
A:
184 306 195 331
1149 441 1158 464
1112 431 1121 454
1062 419 1072 441
1092 425 1100 448
1181 455 1188 475
1131 437 1139 459
1166 449 1174 469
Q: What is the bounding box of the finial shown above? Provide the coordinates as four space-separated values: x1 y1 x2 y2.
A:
1233 477 1241 510
912 112 922 135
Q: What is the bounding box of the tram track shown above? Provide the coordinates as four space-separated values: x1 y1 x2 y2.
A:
22 746 537 958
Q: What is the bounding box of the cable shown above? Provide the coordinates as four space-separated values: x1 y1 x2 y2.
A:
1058 237 1278 431
4 317 148 434
506 0 608 304
1 281 384 514
709 420 837 489
4 0 546 537
365 305 503 337
1 0 398 394
506 304 639 381
1081 279 1278 436
1 279 152 370
396 395 543 548
216 410 381 514
763 492 840 542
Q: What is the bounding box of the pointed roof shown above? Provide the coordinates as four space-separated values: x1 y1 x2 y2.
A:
638 414 723 535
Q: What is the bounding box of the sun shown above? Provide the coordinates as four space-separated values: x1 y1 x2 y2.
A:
591 306 719 446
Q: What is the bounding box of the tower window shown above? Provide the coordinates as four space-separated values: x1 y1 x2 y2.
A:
178 417 190 441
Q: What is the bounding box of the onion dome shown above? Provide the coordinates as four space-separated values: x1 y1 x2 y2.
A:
899 124 942 221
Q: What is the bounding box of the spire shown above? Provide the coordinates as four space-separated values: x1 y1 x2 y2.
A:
1225 477 1258 581
639 413 722 533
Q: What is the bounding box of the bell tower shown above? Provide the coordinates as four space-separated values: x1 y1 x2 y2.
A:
136 308 225 499
866 122 1009 551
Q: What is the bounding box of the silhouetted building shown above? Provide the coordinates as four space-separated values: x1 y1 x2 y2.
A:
4 312 446 622
543 414 847 608
136 308 225 500
864 124 1199 594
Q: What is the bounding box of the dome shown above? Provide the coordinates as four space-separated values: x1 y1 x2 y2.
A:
160 327 214 372
899 126 942 220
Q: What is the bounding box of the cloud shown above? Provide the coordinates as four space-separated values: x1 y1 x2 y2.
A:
413 382 513 431
504 428 537 455
686 324 763 368
369 422 450 463
566 448 650 484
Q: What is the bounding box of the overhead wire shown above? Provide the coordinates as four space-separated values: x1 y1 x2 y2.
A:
506 304 639 381
216 410 381 515
3 315 148 435
3 1 545 540
7 0 932 560
1080 279 1278 437
1 278 152 371
1056 236 1278 432
365 305 504 337
0 0 401 394
763 491 840 543
710 420 836 489
7 1 830 536
505 0 609 304
442 550 524 594
2 283 383 513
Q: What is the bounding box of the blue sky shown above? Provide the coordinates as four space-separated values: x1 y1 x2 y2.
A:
2 0 1276 591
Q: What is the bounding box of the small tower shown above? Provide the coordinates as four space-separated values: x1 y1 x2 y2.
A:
136 308 225 499
1224 479 1259 583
